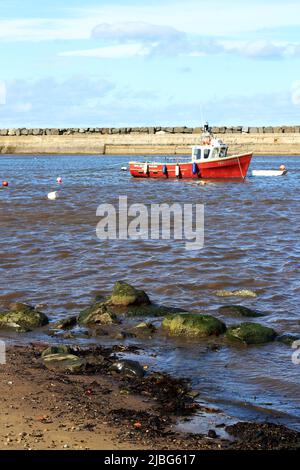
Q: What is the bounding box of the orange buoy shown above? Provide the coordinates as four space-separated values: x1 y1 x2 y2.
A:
279 165 286 171
2 181 8 187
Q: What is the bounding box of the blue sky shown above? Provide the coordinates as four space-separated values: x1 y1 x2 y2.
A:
0 0 300 127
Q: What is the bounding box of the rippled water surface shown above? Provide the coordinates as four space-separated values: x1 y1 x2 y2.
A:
0 154 299 430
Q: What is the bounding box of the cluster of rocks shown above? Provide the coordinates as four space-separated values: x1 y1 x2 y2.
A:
41 343 146 378
1 281 298 348
1 126 300 137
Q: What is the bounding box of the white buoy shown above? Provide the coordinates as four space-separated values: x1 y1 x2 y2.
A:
47 191 59 200
121 166 128 171
57 176 62 184
251 170 287 177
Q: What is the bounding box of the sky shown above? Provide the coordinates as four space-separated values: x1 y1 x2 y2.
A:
0 0 300 127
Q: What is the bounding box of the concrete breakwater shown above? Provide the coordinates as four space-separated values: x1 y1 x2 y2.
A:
1 126 300 155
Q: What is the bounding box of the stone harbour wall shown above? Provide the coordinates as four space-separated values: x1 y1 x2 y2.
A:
1 126 300 155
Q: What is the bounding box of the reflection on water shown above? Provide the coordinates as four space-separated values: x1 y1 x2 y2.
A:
0 154 299 430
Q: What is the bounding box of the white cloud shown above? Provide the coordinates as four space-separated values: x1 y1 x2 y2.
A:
91 22 185 43
0 80 6 105
59 21 225 59
59 43 151 59
291 81 300 105
225 40 300 59
60 33 300 60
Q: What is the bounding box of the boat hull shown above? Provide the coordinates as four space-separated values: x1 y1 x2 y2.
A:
129 154 252 179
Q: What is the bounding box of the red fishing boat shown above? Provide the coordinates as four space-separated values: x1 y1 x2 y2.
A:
129 124 252 180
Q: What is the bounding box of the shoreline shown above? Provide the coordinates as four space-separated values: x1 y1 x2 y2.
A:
1 343 299 451
0 282 299 447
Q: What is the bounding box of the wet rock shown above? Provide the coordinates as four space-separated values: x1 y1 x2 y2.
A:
276 334 300 346
42 353 86 373
0 303 49 332
109 281 150 307
110 359 145 378
215 289 257 298
162 313 226 338
218 305 263 318
77 302 118 325
226 322 277 345
52 316 77 329
207 429 218 438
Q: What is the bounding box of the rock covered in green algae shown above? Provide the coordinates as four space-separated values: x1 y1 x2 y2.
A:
0 302 49 332
51 316 77 329
218 305 263 318
162 313 227 338
42 353 86 373
109 281 150 307
42 345 71 357
77 302 118 325
215 289 257 298
226 322 277 345
276 334 300 346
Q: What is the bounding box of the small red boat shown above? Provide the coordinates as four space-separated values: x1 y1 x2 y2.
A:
129 124 252 180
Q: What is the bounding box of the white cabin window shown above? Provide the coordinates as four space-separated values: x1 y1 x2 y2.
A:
204 149 210 159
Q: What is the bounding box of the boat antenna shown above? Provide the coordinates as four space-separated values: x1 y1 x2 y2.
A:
200 104 204 131
200 104 210 134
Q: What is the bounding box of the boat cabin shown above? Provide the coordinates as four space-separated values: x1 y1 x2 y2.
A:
192 138 228 162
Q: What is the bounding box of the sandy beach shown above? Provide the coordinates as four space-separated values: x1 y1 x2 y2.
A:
0 343 299 451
